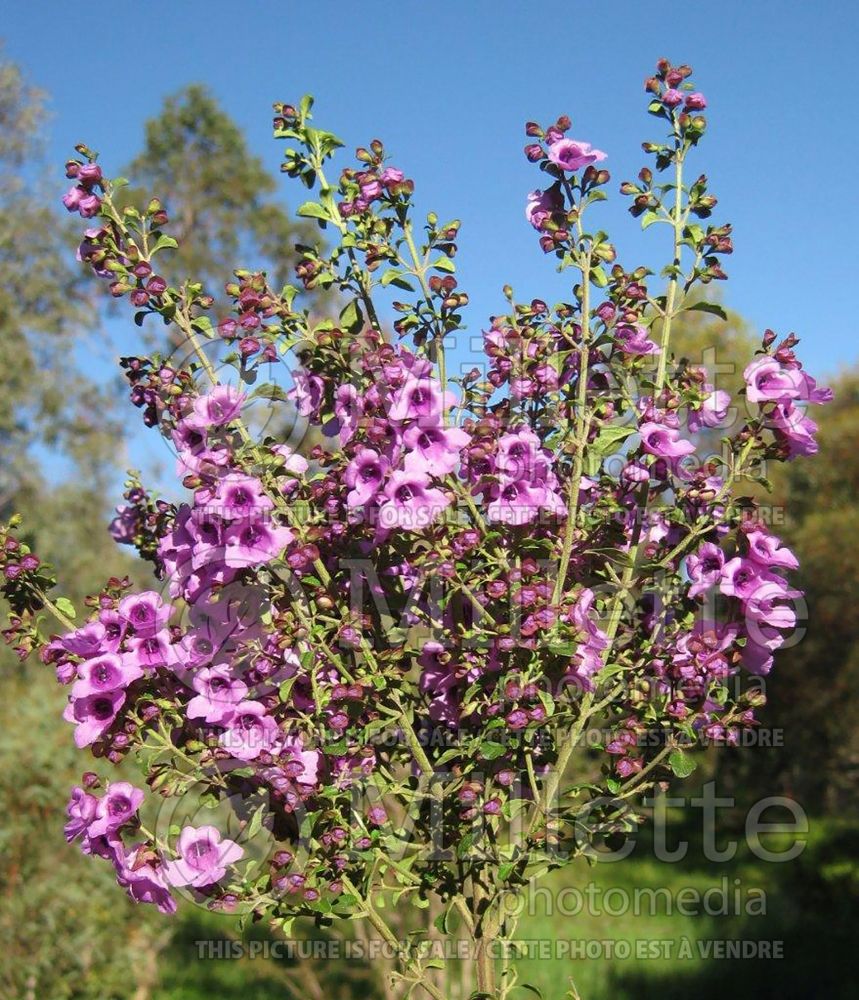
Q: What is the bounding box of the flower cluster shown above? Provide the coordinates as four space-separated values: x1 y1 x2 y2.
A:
1 58 831 999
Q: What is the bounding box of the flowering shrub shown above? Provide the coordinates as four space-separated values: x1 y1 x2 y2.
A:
2 58 831 999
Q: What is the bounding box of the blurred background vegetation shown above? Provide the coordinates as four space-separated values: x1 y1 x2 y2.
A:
0 50 856 1000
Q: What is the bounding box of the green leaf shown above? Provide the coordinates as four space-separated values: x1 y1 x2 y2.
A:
590 266 608 288
297 201 330 223
591 425 636 455
685 301 727 321
150 234 178 254
479 741 508 761
55 597 76 621
250 383 288 401
339 299 364 333
668 749 697 778
641 210 662 230
431 256 456 273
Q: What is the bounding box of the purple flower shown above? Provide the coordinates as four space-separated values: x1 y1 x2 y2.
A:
63 689 125 747
71 654 143 698
689 387 731 432
719 556 763 601
770 402 820 458
186 664 249 724
192 386 246 427
332 384 363 444
282 735 321 787
525 187 562 230
402 424 471 477
118 592 173 639
387 376 451 425
488 479 552 525
64 787 98 843
344 448 390 507
213 473 274 519
662 88 684 107
547 137 607 172
742 640 774 676
744 578 800 630
289 370 324 417
377 470 450 532
219 701 281 761
88 782 145 837
686 543 725 598
224 520 294 567
615 323 660 356
61 621 107 658
163 825 244 888
418 641 460 725
115 844 177 913
744 357 806 404
744 528 799 571
126 630 180 670
639 422 696 459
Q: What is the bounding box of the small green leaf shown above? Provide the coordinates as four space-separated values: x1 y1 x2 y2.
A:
480 741 508 761
150 234 178 254
55 597 76 621
339 299 364 333
250 384 288 401
685 301 727 321
668 749 697 778
297 201 330 222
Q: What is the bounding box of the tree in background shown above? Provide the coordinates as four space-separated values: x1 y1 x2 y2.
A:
0 51 169 1000
751 370 859 812
670 305 859 815
122 84 319 304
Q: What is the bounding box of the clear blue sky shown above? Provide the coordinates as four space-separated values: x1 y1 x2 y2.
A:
4 0 857 484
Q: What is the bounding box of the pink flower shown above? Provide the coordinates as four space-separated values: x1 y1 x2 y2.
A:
685 92 707 110
689 387 731 432
223 520 294 567
115 845 177 914
63 689 125 747
547 137 607 172
118 592 173 639
686 543 725 598
387 376 452 425
380 167 405 187
192 386 246 427
71 654 143 698
525 187 562 230
163 825 244 888
377 470 450 532
662 88 684 107
402 424 471 477
639 422 696 459
487 480 550 525
744 528 799 571
186 664 249 724
615 323 660 356
64 787 98 842
213 473 274 519
344 448 390 507
88 782 145 837
770 402 820 458
744 357 806 404
219 701 281 761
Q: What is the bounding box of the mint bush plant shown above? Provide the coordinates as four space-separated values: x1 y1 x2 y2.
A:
2 59 831 999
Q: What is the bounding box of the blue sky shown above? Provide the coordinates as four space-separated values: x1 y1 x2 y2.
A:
4 0 858 485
